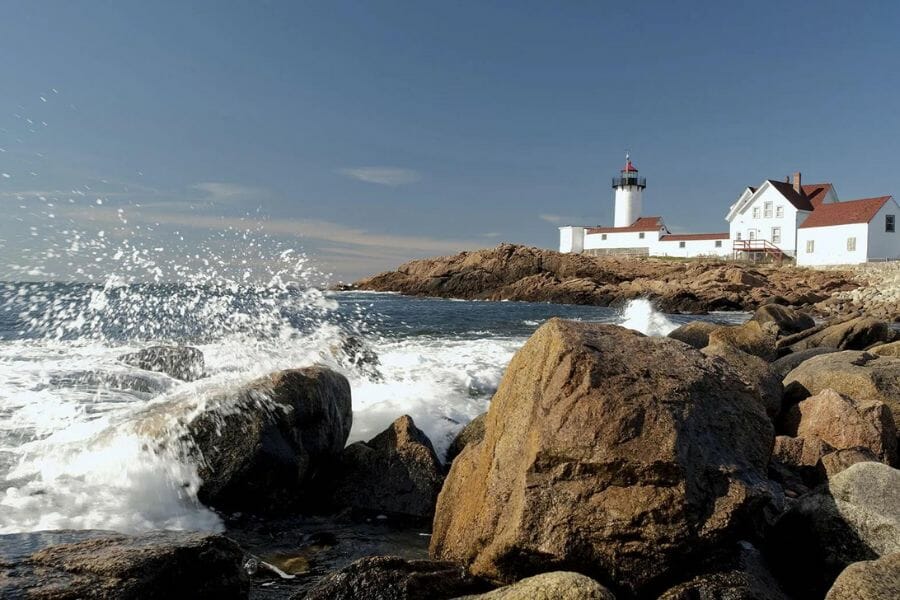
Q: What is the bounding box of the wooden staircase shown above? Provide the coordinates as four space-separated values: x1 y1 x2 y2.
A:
732 239 788 264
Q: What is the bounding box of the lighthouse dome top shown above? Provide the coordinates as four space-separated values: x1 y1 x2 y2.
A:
622 159 638 173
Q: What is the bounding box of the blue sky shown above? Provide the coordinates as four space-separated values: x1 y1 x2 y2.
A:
1 1 899 282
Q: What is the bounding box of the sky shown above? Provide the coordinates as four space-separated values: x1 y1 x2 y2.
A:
1 1 899 283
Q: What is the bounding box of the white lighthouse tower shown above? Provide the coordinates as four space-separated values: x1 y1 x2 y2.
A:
612 154 646 227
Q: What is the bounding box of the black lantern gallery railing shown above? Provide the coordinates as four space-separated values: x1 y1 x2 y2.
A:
612 175 646 189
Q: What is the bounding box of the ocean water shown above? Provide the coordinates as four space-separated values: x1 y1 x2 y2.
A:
0 281 747 535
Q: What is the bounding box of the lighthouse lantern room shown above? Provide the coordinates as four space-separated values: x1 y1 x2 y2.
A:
612 154 646 227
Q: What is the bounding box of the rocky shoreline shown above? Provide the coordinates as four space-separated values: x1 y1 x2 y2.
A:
3 306 900 599
348 243 900 321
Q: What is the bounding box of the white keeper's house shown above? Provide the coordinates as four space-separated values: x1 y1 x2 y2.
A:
558 157 899 266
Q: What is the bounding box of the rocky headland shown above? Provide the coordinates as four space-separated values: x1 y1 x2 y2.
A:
349 243 900 320
4 304 900 598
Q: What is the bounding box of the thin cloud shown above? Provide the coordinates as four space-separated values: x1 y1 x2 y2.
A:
190 182 264 202
338 167 421 186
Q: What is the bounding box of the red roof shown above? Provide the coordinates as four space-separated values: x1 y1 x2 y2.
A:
622 160 638 173
798 196 892 229
801 183 834 208
659 232 729 241
587 216 665 234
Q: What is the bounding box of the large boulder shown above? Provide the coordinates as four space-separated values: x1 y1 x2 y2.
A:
707 320 778 361
445 413 487 464
782 351 900 433
152 367 352 513
0 531 248 600
820 447 879 478
771 435 834 485
767 462 900 598
430 320 775 598
787 317 895 353
779 389 897 465
326 415 444 519
454 571 615 599
667 321 720 349
769 347 837 379
299 556 490 600
752 304 815 336
119 345 205 381
702 341 783 419
825 553 900 600
657 542 790 600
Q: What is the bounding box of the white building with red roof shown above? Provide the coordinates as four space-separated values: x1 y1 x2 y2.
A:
559 159 899 265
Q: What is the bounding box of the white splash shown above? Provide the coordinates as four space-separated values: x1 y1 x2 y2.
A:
619 298 678 336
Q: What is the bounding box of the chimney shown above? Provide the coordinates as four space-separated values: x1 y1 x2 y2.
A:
792 172 802 193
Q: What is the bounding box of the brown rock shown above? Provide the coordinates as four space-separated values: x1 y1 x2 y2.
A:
668 321 720 349
825 553 900 600
782 351 900 434
772 435 834 469
820 447 879 478
779 389 897 465
789 317 895 352
702 341 784 419
445 413 486 464
0 531 248 600
769 348 838 379
430 320 775 598
327 415 444 519
453 571 615 600
752 304 815 336
707 320 778 361
299 555 491 600
870 340 900 358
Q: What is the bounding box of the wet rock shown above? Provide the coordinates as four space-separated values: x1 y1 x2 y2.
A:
298 555 491 600
0 531 248 600
825 552 900 600
778 389 897 465
782 351 900 433
454 571 615 599
788 317 895 352
119 345 205 381
820 447 879 478
180 367 352 513
445 413 486 464
707 320 778 361
752 304 815 336
430 320 775 598
332 335 383 381
702 341 783 419
326 415 444 519
769 347 837 379
658 542 790 600
767 462 900 599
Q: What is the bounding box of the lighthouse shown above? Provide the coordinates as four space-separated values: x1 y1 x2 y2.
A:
612 154 646 227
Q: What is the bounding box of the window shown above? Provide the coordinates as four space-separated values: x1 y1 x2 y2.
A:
752 207 760 219
715 240 722 248
806 240 815 253
764 201 773 218
679 241 686 248
736 232 742 240
638 232 645 239
888 215 896 232
847 237 856 251
601 234 607 240
771 227 781 244
749 230 756 240
776 205 784 218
